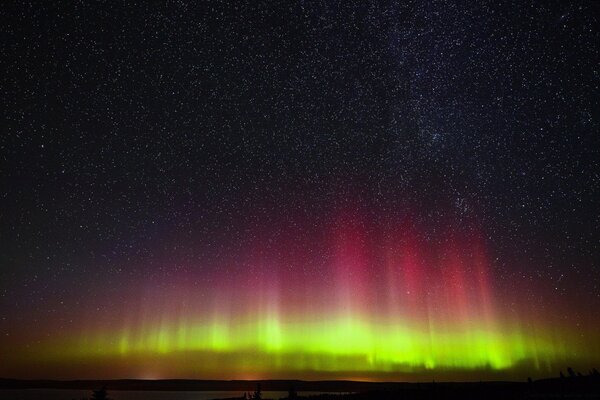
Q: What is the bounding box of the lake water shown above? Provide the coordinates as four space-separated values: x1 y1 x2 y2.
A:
0 389 336 400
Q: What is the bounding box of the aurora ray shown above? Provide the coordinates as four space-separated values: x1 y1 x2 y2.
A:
2 210 596 380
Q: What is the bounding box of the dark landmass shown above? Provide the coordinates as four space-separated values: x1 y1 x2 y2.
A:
2 375 600 399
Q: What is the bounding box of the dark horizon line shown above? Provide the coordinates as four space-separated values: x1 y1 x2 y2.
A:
0 376 567 392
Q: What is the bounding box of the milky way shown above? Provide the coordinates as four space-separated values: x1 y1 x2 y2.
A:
1 1 599 380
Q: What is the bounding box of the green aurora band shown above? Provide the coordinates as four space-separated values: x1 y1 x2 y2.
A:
2 216 597 380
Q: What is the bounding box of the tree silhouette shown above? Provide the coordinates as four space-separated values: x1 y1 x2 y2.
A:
253 382 262 400
91 386 109 400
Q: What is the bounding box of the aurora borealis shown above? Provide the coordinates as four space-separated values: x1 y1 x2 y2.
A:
2 1 600 382
2 208 598 380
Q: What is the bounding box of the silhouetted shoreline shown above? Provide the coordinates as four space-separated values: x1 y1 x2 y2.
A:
2 374 600 399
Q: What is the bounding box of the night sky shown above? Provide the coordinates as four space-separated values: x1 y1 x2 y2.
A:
1 1 599 380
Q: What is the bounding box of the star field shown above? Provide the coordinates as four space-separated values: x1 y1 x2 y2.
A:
1 1 599 380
